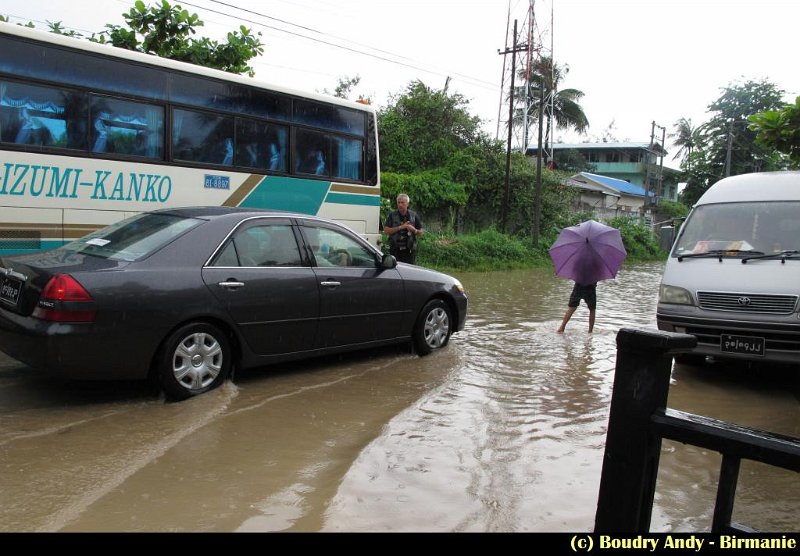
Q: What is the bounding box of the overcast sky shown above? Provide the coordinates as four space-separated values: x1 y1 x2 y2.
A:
3 0 798 165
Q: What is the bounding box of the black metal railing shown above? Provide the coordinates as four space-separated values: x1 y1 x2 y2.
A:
594 328 800 532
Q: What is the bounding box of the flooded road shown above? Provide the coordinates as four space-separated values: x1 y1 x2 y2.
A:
0 262 797 532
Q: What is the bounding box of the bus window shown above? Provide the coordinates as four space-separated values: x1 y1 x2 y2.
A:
293 99 365 135
89 96 164 158
0 24 382 250
0 80 87 149
295 129 330 177
331 136 362 181
169 73 291 121
235 118 288 172
172 108 234 165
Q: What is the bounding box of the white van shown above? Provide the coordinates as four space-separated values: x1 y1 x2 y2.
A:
657 171 800 365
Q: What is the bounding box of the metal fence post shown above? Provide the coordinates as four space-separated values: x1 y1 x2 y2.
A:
594 327 697 532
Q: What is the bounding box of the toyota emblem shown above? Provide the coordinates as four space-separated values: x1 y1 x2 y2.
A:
737 296 752 306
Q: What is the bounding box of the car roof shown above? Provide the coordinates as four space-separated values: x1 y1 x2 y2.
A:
148 206 304 220
145 206 355 233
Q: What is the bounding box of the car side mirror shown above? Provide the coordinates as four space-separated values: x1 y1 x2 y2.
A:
380 253 397 269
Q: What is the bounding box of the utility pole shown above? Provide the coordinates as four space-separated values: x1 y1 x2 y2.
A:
657 123 666 202
521 0 536 152
647 121 666 206
724 118 734 177
496 1 552 238
498 20 528 233
533 76 544 246
496 1 512 141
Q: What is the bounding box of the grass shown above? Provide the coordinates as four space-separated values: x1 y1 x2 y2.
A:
404 226 666 273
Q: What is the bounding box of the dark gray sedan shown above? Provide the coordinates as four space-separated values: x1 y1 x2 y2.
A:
0 207 468 400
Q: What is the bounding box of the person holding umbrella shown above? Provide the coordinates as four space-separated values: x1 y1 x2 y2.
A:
557 282 597 333
549 220 627 333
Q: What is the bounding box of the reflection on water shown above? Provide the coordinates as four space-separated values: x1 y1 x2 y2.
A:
323 263 798 532
0 262 796 532
322 264 666 531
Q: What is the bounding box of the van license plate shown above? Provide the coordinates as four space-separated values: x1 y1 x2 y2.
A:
720 334 765 356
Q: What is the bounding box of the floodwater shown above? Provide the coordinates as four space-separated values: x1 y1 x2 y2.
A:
0 262 797 532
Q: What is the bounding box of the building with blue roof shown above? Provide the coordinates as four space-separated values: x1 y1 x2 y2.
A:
566 171 654 220
526 141 682 202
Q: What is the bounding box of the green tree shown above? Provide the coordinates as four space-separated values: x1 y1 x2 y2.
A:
322 75 369 102
748 96 800 168
514 57 589 150
378 80 578 237
669 117 700 167
379 80 482 173
31 1 263 76
378 81 487 229
101 0 263 76
679 79 787 205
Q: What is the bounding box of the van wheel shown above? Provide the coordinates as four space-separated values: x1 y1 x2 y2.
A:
413 299 452 355
157 322 231 401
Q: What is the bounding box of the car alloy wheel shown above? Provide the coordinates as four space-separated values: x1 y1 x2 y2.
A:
158 322 231 401
413 299 452 355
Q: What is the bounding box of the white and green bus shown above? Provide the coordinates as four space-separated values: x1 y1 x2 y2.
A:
0 22 381 255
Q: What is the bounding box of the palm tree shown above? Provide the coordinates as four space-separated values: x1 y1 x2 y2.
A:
669 118 700 168
513 56 589 150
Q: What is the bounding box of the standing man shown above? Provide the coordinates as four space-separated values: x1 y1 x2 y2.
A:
383 193 424 264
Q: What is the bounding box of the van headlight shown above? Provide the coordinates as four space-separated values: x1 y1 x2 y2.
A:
659 284 694 305
453 278 466 294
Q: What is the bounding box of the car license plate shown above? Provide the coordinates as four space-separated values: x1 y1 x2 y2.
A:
0 276 21 306
720 334 765 356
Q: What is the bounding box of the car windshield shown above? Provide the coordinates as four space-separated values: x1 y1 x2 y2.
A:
61 213 203 261
673 201 800 258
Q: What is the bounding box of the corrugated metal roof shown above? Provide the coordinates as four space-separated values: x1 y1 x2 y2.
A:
565 178 621 196
572 172 651 197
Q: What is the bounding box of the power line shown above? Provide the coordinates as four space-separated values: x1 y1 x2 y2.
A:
7 1 502 94
185 0 500 91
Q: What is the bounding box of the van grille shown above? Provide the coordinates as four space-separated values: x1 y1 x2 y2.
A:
697 291 798 315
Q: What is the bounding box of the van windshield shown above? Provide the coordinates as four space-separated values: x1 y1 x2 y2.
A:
673 201 800 257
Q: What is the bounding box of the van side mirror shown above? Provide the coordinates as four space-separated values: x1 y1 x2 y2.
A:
380 253 397 269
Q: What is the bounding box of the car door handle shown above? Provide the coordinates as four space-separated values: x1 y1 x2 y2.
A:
218 281 245 289
320 280 341 287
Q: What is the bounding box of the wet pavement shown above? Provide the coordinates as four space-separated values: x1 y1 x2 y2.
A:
0 262 797 531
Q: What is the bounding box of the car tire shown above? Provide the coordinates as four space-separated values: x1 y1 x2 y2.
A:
413 299 452 356
157 322 232 401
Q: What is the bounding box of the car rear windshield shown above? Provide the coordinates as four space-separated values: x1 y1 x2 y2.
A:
62 213 203 261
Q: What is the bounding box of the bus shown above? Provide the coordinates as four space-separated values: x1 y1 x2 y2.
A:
0 22 381 255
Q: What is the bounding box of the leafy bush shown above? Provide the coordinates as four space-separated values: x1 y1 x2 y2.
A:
658 199 690 220
414 229 542 272
606 216 663 260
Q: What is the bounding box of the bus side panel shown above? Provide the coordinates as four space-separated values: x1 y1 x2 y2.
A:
0 151 382 251
0 206 63 254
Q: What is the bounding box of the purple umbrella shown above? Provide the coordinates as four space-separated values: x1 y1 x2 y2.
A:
549 220 627 284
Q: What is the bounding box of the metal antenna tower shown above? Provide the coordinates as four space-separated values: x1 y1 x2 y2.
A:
496 0 554 156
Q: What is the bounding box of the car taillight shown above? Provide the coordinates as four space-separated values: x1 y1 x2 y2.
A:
33 274 96 322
